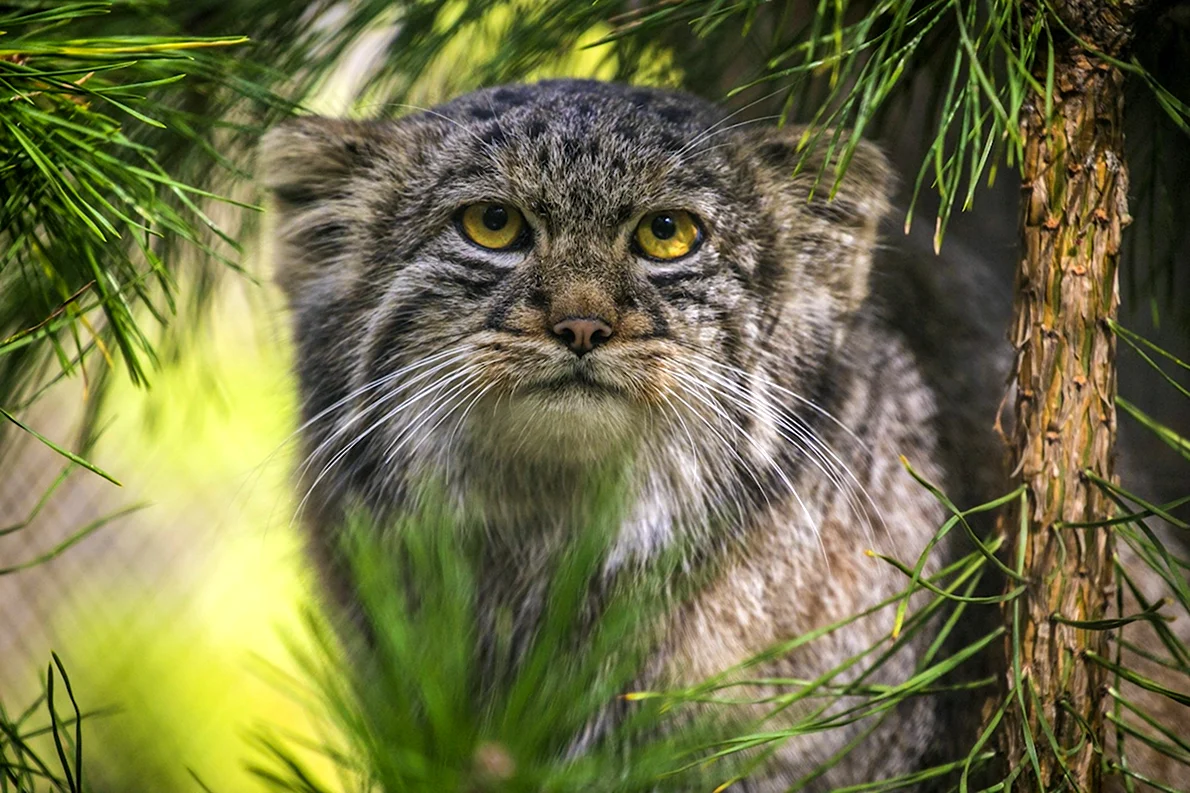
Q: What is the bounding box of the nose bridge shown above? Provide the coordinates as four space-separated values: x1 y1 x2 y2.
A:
537 237 622 326
545 277 619 327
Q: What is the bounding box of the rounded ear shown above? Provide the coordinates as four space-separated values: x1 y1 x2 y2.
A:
740 126 896 315
741 126 895 222
742 125 894 211
258 116 382 208
257 116 396 298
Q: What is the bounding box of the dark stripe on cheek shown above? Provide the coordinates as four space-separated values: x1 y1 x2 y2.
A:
723 255 753 289
481 269 541 331
648 303 669 338
297 221 348 250
803 198 862 227
660 281 712 306
647 268 704 288
427 252 515 300
753 245 783 296
362 295 426 378
446 272 502 301
484 282 522 331
719 311 745 375
438 252 515 274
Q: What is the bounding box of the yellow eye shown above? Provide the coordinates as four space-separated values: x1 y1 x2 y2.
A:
459 202 525 250
634 210 702 260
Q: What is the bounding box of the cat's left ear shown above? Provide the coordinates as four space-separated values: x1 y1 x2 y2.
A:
740 127 895 313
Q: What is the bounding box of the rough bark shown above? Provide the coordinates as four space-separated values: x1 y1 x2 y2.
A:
1002 4 1137 788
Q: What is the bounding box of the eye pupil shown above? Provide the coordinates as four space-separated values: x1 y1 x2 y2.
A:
635 210 701 260
483 205 508 231
651 214 677 240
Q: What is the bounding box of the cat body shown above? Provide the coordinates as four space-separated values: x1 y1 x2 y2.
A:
261 80 997 789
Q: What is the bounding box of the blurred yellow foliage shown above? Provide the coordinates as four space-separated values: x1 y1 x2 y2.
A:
43 285 336 792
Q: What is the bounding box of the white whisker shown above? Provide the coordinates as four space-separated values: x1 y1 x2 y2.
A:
297 349 472 480
696 355 874 454
679 355 879 544
262 343 466 472
671 368 827 566
657 391 735 527
292 363 477 524
674 84 790 159
445 381 496 451
382 369 481 464
666 388 771 521
373 100 506 173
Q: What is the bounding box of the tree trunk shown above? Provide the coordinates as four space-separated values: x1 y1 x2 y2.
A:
1002 4 1138 788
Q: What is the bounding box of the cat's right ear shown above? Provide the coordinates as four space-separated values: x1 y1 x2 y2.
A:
258 117 380 208
258 117 387 297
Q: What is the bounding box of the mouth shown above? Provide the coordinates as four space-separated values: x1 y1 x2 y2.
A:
466 353 647 464
532 360 624 396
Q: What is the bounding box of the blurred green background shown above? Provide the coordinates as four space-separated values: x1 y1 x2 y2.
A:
2 278 319 791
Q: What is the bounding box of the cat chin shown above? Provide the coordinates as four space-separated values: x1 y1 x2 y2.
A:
465 389 645 468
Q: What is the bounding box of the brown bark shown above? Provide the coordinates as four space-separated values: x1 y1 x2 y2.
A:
1002 6 1138 789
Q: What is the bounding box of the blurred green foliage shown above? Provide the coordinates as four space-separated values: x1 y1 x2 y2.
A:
252 486 736 793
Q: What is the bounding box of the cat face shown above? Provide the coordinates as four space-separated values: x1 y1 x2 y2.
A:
261 80 890 521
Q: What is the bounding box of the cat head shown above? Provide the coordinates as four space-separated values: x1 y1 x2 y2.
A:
260 80 891 527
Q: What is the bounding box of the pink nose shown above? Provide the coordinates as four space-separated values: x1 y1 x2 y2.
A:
551 317 613 355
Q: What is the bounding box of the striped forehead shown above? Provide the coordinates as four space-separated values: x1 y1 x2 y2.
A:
432 83 728 225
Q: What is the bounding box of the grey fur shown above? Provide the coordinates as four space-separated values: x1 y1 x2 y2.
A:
260 80 1001 789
